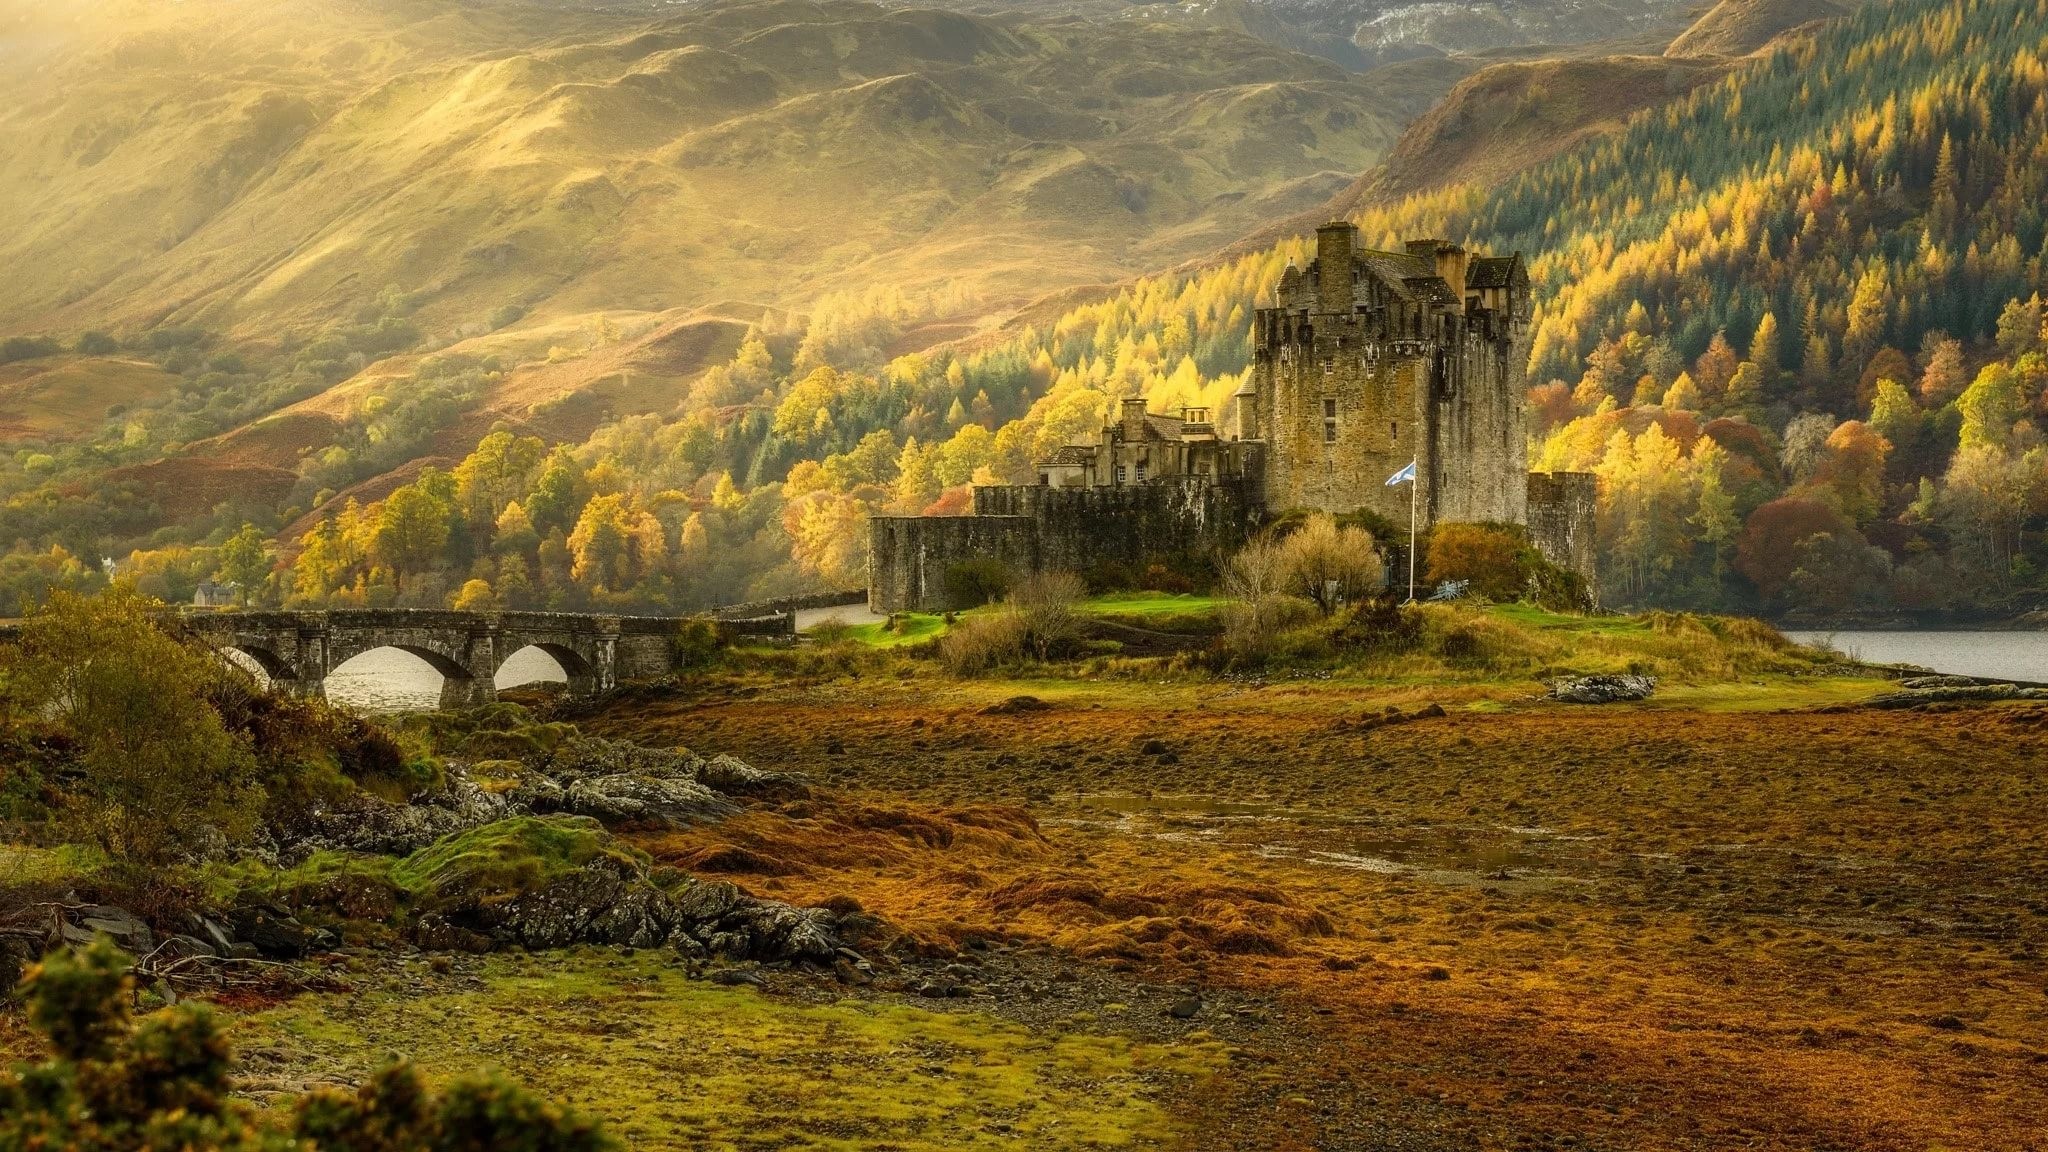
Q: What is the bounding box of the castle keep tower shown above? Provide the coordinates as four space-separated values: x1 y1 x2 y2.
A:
1241 222 1533 527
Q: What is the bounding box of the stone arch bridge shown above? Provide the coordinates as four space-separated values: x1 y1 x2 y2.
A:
179 609 729 709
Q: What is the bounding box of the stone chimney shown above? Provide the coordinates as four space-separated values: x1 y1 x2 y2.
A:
1121 396 1148 440
1405 239 1469 312
1435 243 1469 312
1315 221 1358 313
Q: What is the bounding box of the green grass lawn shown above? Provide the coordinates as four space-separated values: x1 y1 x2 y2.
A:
1075 592 1229 616
834 613 950 647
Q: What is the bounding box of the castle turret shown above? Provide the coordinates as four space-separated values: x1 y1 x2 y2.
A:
1252 234 1530 527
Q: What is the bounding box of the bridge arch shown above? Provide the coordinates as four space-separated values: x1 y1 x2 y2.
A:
326 644 491 711
215 642 294 686
495 642 594 695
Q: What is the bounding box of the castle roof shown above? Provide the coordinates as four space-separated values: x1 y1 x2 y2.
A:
1140 413 1185 441
1355 250 1437 300
1037 444 1095 466
1467 254 1523 289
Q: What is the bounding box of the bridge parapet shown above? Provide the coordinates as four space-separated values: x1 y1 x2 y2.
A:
172 608 696 708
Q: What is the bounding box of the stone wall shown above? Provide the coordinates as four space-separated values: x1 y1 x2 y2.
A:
869 478 1262 612
868 514 1040 614
1526 471 1599 603
1428 318 1529 526
974 478 1261 572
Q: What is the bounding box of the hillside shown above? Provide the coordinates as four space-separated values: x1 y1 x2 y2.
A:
1665 0 1851 56
671 0 2044 620
1329 54 1734 210
0 0 1440 342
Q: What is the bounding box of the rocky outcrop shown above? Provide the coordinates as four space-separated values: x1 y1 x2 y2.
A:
1862 679 2048 709
396 815 842 963
556 774 738 828
280 738 806 860
295 777 514 858
1548 674 1658 704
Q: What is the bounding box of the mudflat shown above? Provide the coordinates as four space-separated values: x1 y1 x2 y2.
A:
534 673 2048 1151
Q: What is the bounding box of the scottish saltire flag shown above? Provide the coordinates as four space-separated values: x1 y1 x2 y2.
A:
1385 460 1416 486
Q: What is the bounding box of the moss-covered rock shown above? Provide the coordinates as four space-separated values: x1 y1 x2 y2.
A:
387 816 841 960
391 815 644 911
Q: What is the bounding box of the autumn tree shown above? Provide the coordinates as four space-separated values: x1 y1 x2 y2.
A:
4 590 261 866
213 523 271 605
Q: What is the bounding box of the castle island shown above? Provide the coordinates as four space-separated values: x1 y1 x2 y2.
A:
870 222 1597 611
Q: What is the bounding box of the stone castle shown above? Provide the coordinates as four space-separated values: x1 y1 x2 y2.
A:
869 222 1597 612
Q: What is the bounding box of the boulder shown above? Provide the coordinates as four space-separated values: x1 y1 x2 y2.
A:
227 901 318 958
558 774 737 829
58 905 153 954
694 753 810 801
1547 675 1658 704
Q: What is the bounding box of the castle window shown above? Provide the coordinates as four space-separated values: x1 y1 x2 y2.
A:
1115 464 1127 484
1390 421 1398 441
1322 398 1338 444
1039 472 1050 486
1320 359 1333 375
1136 459 1148 482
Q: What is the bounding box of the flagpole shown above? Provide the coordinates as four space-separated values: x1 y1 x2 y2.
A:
1407 468 1416 604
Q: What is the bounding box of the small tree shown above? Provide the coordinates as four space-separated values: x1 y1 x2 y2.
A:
1276 514 1382 614
6 589 262 866
214 523 272 606
0 940 614 1152
1219 535 1311 659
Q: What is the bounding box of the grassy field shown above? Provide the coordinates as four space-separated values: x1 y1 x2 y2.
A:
239 949 1226 1151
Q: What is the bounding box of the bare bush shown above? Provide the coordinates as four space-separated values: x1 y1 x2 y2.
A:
1220 536 1316 659
1277 514 1384 614
1009 570 1087 661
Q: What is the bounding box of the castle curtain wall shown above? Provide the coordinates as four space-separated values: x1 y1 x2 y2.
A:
869 480 1261 612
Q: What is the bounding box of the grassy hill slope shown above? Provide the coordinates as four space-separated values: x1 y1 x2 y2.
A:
0 0 1443 343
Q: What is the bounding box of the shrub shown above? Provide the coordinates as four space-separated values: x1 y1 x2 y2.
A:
1424 523 1528 601
1331 598 1423 655
937 609 1030 675
0 335 60 364
0 939 613 1151
1425 522 1590 611
942 559 1010 609
73 331 118 356
670 617 723 669
808 618 854 649
1276 514 1383 614
1218 537 1316 662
